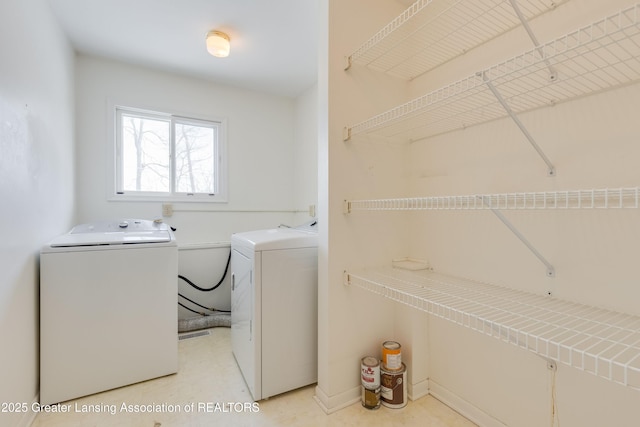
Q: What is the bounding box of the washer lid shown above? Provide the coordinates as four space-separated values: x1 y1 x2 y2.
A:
48 219 173 247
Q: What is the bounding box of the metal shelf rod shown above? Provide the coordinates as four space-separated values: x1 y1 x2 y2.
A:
509 0 559 81
486 203 555 277
481 72 556 176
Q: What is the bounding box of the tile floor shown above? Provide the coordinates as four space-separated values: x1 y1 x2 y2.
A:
32 327 476 426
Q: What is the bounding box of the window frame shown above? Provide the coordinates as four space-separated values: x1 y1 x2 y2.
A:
110 105 228 203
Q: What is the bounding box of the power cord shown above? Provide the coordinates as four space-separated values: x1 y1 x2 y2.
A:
178 292 230 314
178 250 231 292
178 249 232 315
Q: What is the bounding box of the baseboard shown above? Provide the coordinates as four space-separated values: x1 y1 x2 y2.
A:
408 378 429 401
12 394 39 427
314 377 429 414
313 377 502 427
313 384 360 414
429 380 507 427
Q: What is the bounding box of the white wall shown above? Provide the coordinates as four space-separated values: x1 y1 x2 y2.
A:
293 83 319 224
317 0 419 412
0 0 75 426
322 0 640 424
74 55 307 244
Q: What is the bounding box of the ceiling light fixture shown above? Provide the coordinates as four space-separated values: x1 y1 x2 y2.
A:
206 30 231 58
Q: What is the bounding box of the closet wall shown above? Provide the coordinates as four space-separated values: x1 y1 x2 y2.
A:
320 0 640 425
317 0 417 412
0 1 75 425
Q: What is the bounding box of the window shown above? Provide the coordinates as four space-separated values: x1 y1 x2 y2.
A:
114 107 227 202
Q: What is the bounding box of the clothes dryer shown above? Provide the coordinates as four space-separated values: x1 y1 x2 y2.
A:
231 221 318 400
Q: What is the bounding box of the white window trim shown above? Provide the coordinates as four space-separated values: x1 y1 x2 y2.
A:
107 102 228 203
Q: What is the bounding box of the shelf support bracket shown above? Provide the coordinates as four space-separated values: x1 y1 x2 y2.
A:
345 55 353 71
480 196 555 277
343 126 352 142
480 72 556 176
343 270 352 286
508 0 558 81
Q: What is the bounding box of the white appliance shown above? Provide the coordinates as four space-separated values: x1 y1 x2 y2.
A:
231 221 318 401
40 219 178 405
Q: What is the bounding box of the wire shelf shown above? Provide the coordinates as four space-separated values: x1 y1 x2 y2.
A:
345 187 640 212
347 0 567 79
344 4 640 142
345 267 640 389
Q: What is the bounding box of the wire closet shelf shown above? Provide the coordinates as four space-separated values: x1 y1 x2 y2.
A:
344 268 640 390
344 187 640 212
344 3 640 142
346 0 570 79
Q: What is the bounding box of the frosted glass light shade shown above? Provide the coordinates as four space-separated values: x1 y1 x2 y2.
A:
206 31 230 58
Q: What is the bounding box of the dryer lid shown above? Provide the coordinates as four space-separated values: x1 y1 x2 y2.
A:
231 226 317 251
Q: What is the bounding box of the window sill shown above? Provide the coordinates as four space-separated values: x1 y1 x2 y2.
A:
108 194 228 203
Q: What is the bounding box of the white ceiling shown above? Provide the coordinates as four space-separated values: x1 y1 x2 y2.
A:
47 0 319 98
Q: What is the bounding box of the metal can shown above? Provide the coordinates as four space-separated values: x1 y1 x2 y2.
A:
382 341 402 371
361 356 381 409
361 356 380 388
361 384 381 409
381 362 407 409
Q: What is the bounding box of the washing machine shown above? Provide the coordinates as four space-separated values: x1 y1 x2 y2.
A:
40 219 178 405
231 221 318 401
